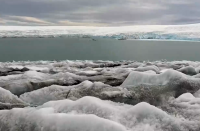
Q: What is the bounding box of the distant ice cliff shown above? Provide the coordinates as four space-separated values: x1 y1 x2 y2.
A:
1 24 200 41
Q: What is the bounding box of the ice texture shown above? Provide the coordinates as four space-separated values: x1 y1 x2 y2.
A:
1 96 200 131
0 106 127 131
0 87 27 109
121 69 185 86
0 60 200 130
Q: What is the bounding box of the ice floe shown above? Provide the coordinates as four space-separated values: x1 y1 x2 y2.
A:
0 87 27 109
0 60 200 130
1 96 200 131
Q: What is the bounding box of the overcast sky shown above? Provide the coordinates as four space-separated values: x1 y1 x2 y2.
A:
0 0 200 26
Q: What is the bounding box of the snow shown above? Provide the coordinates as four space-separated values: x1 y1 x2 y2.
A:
101 90 125 97
8 65 50 73
171 93 200 124
1 24 200 41
121 69 186 87
175 93 196 102
2 96 198 131
23 71 49 80
0 107 127 131
134 65 160 74
23 66 50 73
0 87 25 104
0 87 27 109
177 66 197 75
19 85 70 105
160 69 172 73
19 81 111 105
193 73 200 78
0 71 82 96
194 89 200 98
20 81 93 105
8 65 24 69
77 70 99 76
1 60 200 130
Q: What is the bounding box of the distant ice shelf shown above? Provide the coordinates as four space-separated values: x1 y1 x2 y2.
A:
1 24 200 41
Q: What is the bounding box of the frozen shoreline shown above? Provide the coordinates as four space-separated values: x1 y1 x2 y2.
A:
1 60 200 130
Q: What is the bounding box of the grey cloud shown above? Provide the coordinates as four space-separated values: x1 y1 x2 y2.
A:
0 0 200 26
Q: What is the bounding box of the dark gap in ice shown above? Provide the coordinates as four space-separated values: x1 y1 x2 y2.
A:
0 67 29 76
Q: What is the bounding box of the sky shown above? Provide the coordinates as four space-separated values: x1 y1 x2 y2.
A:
0 0 200 26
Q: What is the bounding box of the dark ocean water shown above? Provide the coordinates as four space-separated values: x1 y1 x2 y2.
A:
0 37 200 62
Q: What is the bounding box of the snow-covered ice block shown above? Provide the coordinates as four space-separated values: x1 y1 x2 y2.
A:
0 87 27 109
121 69 185 87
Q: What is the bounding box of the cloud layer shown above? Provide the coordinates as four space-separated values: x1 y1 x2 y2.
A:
0 0 200 26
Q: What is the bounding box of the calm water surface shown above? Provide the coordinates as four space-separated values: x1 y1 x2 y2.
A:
0 38 200 62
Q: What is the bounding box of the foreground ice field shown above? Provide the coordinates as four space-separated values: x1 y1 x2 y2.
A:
1 60 200 131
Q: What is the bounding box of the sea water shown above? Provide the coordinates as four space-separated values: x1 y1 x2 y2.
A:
0 37 200 62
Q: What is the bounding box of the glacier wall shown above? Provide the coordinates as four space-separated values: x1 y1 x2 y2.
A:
1 24 200 41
